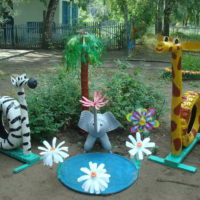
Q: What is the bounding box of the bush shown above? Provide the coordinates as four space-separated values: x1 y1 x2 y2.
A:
161 53 200 80
27 64 166 140
182 53 200 71
27 69 81 141
103 69 166 128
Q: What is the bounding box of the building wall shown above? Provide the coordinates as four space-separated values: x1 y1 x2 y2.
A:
13 0 60 25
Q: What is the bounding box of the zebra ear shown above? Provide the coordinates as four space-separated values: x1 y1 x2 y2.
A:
10 76 16 86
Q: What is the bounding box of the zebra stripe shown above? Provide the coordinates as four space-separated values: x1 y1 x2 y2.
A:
21 117 26 123
6 102 14 115
10 116 21 124
3 98 15 104
23 132 30 137
11 134 22 138
7 138 14 147
10 126 22 132
18 92 24 95
20 104 27 110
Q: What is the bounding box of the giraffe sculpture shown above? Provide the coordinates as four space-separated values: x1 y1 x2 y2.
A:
156 36 200 156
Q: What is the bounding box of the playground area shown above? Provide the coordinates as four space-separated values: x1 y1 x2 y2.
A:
1 45 200 200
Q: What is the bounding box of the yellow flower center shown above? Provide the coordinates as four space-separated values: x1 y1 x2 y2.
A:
90 171 97 177
137 142 143 147
139 116 146 126
50 147 56 151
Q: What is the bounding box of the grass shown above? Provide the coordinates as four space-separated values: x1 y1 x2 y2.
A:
182 53 200 71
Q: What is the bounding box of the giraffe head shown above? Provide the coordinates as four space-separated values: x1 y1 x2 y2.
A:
156 35 200 53
156 36 181 53
11 73 37 89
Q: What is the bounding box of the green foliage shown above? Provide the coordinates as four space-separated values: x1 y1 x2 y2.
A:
27 70 81 141
171 32 200 42
108 0 155 37
182 54 200 71
64 33 103 70
162 53 200 80
103 69 166 127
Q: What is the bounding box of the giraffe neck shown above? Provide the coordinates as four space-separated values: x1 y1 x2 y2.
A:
171 50 183 155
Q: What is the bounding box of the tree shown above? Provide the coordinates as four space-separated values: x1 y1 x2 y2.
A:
155 0 163 34
0 0 13 24
64 33 103 110
42 0 59 49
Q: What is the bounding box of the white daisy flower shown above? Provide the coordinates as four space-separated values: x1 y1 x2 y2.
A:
77 161 111 194
38 137 69 167
126 132 155 160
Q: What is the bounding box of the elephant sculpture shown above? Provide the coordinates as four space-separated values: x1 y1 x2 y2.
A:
78 110 121 152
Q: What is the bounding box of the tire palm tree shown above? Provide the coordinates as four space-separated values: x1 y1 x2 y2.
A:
64 33 103 110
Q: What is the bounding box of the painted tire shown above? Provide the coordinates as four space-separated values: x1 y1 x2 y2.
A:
0 96 22 149
181 91 200 147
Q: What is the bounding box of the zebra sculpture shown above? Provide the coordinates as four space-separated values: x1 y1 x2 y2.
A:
0 73 37 155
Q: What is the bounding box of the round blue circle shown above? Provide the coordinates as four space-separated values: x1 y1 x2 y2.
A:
57 153 139 195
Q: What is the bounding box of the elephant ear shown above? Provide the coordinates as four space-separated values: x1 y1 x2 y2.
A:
78 110 94 132
103 112 121 132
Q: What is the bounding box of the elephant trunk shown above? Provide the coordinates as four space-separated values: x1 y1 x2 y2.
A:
94 108 98 132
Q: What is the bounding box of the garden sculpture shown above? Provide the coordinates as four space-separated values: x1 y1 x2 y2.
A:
149 36 200 172
78 91 120 152
64 33 103 110
0 73 37 155
126 105 159 136
38 137 69 167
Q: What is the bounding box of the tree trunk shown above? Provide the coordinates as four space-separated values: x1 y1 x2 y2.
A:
155 0 163 34
42 0 59 49
81 58 89 110
163 0 171 36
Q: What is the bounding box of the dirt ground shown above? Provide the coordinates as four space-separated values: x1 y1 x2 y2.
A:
1 46 200 200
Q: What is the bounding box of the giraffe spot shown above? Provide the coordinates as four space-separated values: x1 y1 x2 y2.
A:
171 120 177 132
181 108 190 121
172 68 175 78
174 103 181 115
177 46 180 50
177 57 182 70
172 82 181 97
182 96 187 101
169 47 172 52
172 53 177 60
188 92 195 96
173 138 182 151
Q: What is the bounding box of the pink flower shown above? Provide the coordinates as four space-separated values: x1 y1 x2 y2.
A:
80 91 109 110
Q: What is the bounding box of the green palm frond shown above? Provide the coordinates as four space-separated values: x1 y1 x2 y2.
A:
64 33 103 70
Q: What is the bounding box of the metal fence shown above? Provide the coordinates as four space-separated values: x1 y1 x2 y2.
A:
0 22 126 50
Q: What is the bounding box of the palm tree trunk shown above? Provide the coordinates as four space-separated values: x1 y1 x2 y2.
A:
81 57 89 110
